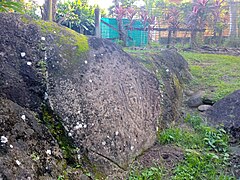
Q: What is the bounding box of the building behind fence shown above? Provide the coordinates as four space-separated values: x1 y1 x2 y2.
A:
100 1 240 47
101 18 148 46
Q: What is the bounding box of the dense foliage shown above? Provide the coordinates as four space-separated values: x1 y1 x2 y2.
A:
0 0 23 13
56 0 96 35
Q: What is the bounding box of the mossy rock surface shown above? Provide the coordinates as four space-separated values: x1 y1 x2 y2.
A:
129 50 192 128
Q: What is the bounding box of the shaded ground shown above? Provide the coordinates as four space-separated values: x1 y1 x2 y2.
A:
135 144 184 171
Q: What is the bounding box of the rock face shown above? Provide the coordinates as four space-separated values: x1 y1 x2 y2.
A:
206 90 240 138
132 50 192 128
0 98 66 179
0 13 189 179
47 37 161 172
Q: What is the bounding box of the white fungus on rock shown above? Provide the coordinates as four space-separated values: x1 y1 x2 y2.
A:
1 136 8 143
20 52 26 58
46 149 51 155
16 160 21 166
21 115 26 121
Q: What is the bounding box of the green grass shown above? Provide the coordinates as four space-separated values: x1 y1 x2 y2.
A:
129 115 234 180
181 52 240 101
158 115 234 180
129 167 164 180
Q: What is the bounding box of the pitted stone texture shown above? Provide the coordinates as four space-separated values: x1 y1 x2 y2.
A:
0 13 45 111
0 98 66 179
47 37 161 169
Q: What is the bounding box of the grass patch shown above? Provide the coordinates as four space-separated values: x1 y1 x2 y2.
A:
181 52 240 101
157 115 234 179
129 115 234 179
129 166 164 180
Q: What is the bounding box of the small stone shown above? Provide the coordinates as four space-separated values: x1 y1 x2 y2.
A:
93 54 96 57
115 131 119 136
53 31 56 33
10 144 13 148
20 52 26 58
1 136 8 143
89 79 92 83
27 62 32 66
68 132 72 137
84 60 88 64
46 149 51 155
101 54 103 56
166 69 169 72
83 124 87 128
130 146 134 150
187 91 204 108
198 105 212 112
21 115 26 120
41 37 46 41
16 160 21 166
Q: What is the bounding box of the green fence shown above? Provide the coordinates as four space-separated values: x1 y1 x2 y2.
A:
101 18 148 47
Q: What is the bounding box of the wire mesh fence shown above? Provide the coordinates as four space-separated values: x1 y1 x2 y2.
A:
100 1 240 47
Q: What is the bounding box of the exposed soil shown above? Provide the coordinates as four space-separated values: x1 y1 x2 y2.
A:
134 143 184 177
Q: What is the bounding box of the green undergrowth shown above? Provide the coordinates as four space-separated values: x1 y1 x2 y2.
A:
129 166 164 180
180 52 240 101
129 115 235 180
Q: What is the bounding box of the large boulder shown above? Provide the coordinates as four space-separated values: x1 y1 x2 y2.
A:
46 35 161 174
206 90 240 139
0 13 161 178
0 13 190 178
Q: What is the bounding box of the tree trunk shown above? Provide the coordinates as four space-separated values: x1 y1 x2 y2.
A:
42 0 57 21
166 30 172 48
94 8 101 38
229 1 238 37
190 30 197 49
